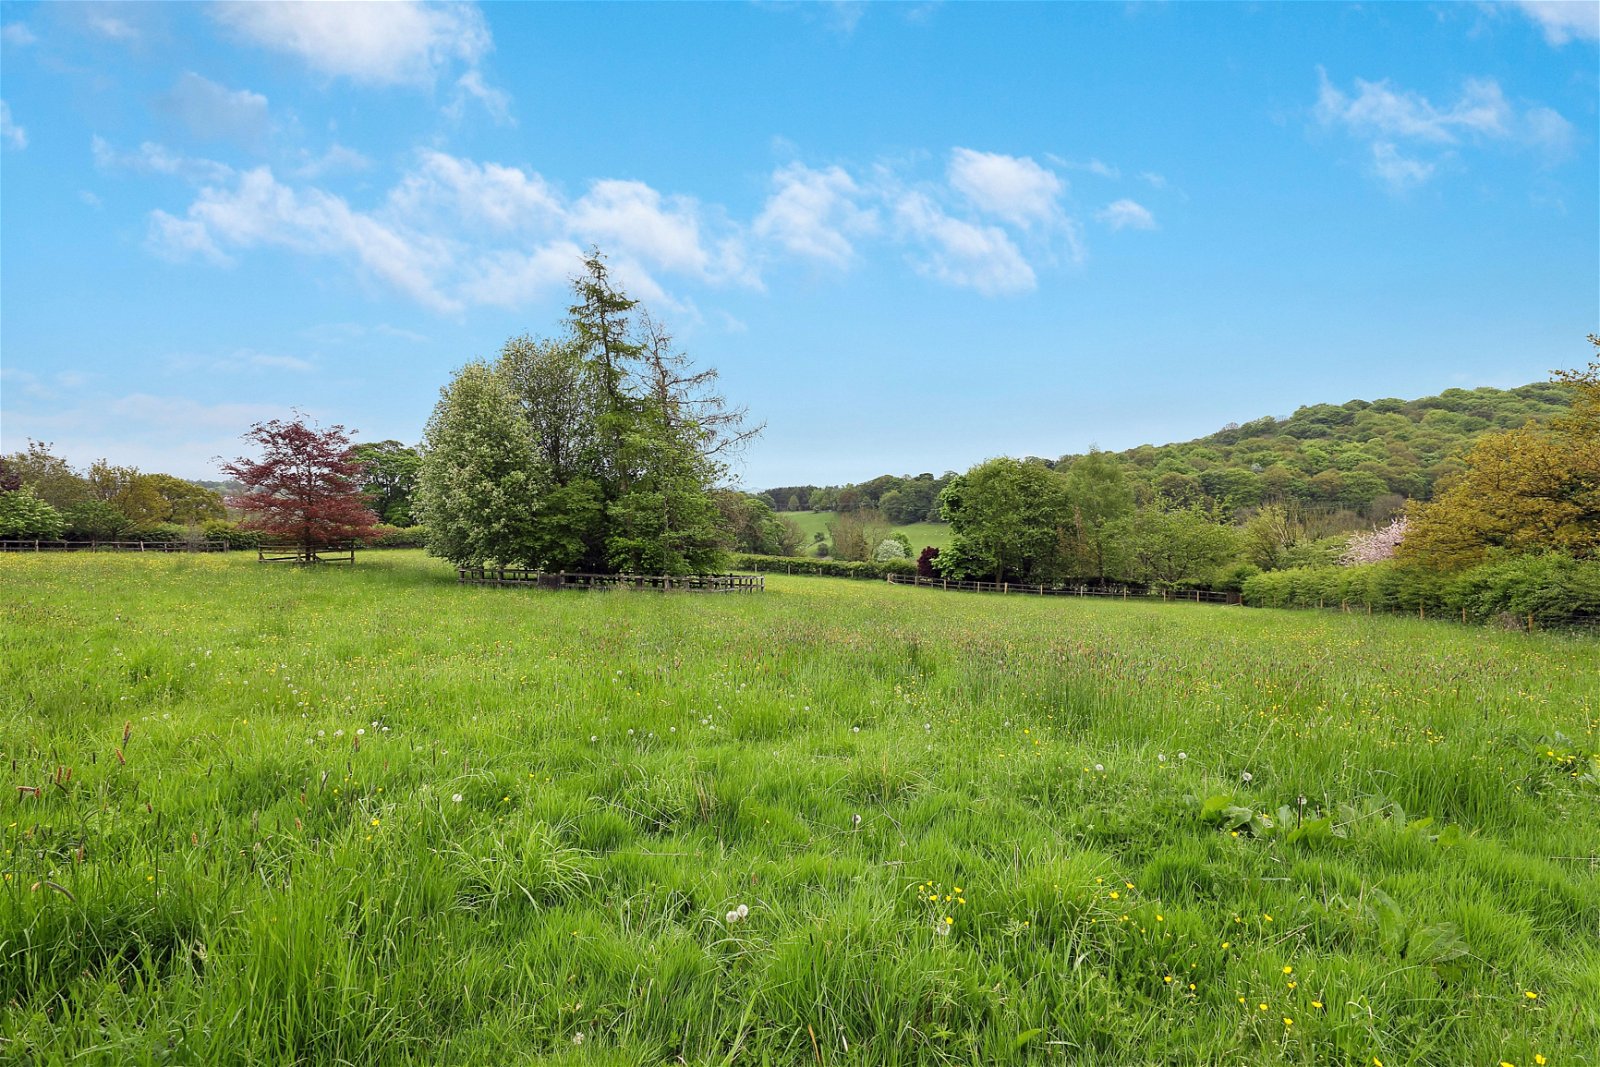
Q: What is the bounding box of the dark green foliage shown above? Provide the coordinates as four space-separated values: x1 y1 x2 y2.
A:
417 252 748 575
730 552 917 578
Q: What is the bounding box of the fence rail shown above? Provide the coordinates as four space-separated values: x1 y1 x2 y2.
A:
0 539 229 553
885 572 1240 604
458 567 764 593
257 540 357 564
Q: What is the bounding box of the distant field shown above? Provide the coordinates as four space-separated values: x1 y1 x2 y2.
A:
780 510 953 553
3 550 1597 1065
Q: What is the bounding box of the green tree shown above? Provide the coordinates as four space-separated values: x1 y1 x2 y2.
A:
0 485 66 539
1062 450 1134 581
1116 507 1242 589
0 441 90 509
351 441 422 525
938 458 1070 582
63 499 130 540
1401 340 1599 571
415 362 545 567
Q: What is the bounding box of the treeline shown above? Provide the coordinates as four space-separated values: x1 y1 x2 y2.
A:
761 473 954 525
922 340 1598 627
0 443 226 541
767 381 1570 529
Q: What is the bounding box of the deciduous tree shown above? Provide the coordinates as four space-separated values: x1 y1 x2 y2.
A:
224 417 379 559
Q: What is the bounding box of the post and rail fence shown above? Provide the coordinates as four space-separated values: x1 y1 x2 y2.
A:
0 540 229 553
457 567 764 593
256 540 358 564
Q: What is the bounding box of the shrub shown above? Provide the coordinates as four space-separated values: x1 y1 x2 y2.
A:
0 487 65 539
1242 555 1600 628
202 519 262 549
729 553 916 579
362 525 430 549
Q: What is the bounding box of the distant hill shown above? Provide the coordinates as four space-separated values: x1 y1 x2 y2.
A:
765 382 1571 525
1078 382 1571 518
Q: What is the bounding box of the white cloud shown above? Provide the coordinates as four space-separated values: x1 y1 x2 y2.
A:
86 13 138 41
947 147 1066 228
894 190 1035 296
449 69 514 125
2 22 37 46
1 100 26 150
293 143 372 179
1096 199 1157 231
1369 143 1434 191
130 141 1106 307
1314 68 1576 189
1316 69 1511 143
753 162 877 267
93 136 234 183
389 149 564 232
1140 171 1168 189
213 1 492 87
158 72 270 147
151 166 459 311
80 190 103 209
1511 0 1600 45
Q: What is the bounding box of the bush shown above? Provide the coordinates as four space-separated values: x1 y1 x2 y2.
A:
202 519 262 549
0 488 65 539
362 525 429 549
729 553 917 579
1447 554 1600 628
1242 554 1600 628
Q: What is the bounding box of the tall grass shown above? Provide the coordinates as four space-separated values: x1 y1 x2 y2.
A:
2 551 1595 1065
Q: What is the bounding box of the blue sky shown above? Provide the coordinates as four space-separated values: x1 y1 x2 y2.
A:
1 1 1596 489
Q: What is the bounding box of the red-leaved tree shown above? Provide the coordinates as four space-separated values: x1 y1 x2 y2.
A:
224 418 378 558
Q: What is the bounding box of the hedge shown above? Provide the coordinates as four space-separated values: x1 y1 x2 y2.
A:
728 553 917 579
1241 554 1600 628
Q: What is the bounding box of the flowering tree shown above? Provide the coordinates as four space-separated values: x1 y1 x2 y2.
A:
1341 516 1407 565
224 418 378 560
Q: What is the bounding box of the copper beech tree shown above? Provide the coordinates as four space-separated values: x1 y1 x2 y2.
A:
224 418 379 560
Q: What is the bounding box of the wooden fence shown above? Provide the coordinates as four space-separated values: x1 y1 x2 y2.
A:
257 540 357 564
885 572 1240 605
0 540 229 553
458 567 764 593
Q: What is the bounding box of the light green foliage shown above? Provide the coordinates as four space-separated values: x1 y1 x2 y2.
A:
938 458 1070 582
1114 507 1243 589
415 361 545 567
1062 450 1135 580
63 498 130 540
2 551 1595 1064
0 485 65 538
873 537 910 562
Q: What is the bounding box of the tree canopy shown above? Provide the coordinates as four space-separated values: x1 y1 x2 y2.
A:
417 251 757 574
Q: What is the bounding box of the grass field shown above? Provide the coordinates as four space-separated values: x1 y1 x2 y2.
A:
779 511 953 554
3 550 1597 1066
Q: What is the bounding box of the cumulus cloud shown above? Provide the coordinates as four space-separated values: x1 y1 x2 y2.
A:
1096 199 1157 231
124 135 1115 306
1 100 25 149
947 147 1066 229
213 1 491 87
1511 0 1600 45
894 191 1035 296
754 162 877 267
158 72 270 148
1314 67 1577 189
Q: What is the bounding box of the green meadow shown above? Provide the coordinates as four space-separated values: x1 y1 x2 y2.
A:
2 551 1596 1066
779 512 953 554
